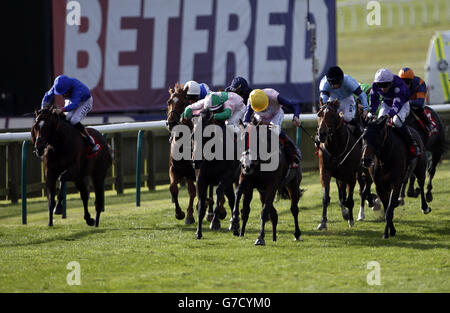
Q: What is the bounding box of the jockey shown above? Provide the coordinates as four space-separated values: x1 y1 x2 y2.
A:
248 88 302 165
183 80 210 104
320 66 369 135
225 76 254 124
41 75 100 154
370 68 421 158
398 67 437 136
181 91 246 134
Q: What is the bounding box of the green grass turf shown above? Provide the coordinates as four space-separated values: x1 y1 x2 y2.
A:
0 160 449 292
338 0 450 84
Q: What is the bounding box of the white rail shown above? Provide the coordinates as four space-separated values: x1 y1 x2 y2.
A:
0 104 449 143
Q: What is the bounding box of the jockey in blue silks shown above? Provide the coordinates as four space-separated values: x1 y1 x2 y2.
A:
41 75 100 153
370 68 421 158
319 66 369 136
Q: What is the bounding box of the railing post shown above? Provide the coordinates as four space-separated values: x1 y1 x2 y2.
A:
136 130 143 207
21 141 28 225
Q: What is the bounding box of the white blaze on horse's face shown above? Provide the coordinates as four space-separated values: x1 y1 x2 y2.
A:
172 96 179 105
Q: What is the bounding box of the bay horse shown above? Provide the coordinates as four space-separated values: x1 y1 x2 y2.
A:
167 83 197 224
195 109 239 240
230 120 303 245
403 106 449 203
362 115 431 239
316 99 376 230
31 106 112 227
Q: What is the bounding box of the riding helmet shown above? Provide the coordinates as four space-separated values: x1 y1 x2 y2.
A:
326 66 344 85
249 89 269 112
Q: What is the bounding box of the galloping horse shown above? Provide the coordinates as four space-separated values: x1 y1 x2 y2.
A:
166 83 197 224
230 121 303 245
403 106 449 202
316 99 375 230
362 115 431 239
31 106 112 227
195 109 239 240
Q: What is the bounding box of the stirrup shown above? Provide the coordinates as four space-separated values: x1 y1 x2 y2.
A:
91 144 100 153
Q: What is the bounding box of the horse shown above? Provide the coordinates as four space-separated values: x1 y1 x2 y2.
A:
166 83 197 224
316 99 377 230
31 106 112 227
230 120 303 245
194 109 240 240
362 115 431 239
403 106 449 203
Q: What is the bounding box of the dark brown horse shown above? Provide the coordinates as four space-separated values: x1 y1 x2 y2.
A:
403 106 449 203
362 115 431 239
31 106 112 227
230 121 303 245
166 83 196 224
316 99 375 230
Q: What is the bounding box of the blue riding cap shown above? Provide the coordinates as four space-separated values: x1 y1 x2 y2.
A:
53 75 71 95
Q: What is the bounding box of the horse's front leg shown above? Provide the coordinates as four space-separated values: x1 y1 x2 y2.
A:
255 188 276 246
196 179 208 239
185 178 196 225
230 178 246 236
54 179 65 215
318 169 331 230
169 168 185 221
383 187 400 239
46 173 58 227
75 179 95 227
345 179 356 227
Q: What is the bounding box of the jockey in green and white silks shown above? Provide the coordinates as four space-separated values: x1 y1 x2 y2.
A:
182 91 246 134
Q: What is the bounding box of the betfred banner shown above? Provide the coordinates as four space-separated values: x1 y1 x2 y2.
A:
52 0 336 113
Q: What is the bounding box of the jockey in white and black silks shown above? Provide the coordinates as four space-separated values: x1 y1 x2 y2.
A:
320 66 369 136
41 75 100 154
370 68 421 158
247 88 302 166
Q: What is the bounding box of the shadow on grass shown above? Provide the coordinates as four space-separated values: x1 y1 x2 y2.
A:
0 228 106 248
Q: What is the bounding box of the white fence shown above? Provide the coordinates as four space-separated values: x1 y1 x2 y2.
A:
338 0 450 33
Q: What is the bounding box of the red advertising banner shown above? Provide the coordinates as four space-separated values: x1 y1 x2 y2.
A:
52 0 336 113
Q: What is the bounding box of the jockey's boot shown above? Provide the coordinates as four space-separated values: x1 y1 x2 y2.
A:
75 122 100 153
399 125 421 159
418 108 438 137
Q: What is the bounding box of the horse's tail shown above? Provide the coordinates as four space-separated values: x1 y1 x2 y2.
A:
427 106 450 159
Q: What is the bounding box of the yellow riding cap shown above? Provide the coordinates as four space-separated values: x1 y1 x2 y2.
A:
249 89 269 112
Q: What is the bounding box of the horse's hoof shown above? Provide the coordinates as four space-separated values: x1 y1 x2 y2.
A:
348 219 354 228
175 211 185 221
196 232 202 240
422 207 432 215
317 223 327 231
390 228 396 237
86 218 95 227
210 219 221 231
185 215 195 225
294 236 304 242
53 204 63 215
426 192 433 203
217 210 227 220
254 238 266 246
382 234 389 239
229 219 240 232
206 212 214 222
341 208 350 221
372 198 382 211
398 197 405 206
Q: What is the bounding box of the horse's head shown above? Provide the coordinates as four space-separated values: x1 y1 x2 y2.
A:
317 99 342 143
31 106 62 157
166 83 188 131
362 115 388 168
240 150 258 175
